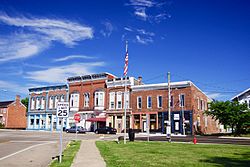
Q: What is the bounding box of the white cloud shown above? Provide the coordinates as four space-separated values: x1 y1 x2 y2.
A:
53 55 95 62
0 33 48 62
128 0 154 7
25 62 105 83
137 29 155 36
136 35 153 44
0 13 94 62
0 13 93 46
124 27 133 32
100 21 114 37
206 93 223 99
0 80 28 94
134 7 147 20
126 0 169 23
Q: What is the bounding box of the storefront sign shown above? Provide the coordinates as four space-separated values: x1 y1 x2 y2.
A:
174 114 179 120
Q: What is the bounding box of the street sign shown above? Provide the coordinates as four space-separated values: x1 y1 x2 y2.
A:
74 113 81 122
56 102 69 118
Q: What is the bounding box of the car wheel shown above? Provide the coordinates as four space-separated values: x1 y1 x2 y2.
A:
107 131 110 134
66 130 69 133
95 130 98 134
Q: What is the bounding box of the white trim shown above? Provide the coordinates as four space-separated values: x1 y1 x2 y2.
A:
231 88 250 101
116 92 122 109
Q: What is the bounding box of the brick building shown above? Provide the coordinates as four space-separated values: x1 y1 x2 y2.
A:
0 95 26 129
105 77 220 134
67 73 116 131
27 85 69 131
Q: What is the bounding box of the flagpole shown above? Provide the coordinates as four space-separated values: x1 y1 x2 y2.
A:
124 41 128 144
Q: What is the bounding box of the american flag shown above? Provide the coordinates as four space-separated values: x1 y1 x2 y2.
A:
123 51 128 76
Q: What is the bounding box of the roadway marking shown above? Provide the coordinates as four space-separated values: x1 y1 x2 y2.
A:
0 141 56 161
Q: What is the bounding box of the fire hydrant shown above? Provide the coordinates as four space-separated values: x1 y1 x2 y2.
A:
193 135 197 144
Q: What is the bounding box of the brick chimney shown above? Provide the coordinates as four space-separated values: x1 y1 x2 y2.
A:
16 95 21 103
138 76 142 85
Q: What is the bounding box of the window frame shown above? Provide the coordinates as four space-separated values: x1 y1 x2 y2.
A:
147 96 152 109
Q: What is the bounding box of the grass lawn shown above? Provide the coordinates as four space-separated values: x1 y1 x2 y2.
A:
96 141 250 167
50 140 81 167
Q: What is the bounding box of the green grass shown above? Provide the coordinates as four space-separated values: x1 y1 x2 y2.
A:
96 141 250 167
50 140 81 167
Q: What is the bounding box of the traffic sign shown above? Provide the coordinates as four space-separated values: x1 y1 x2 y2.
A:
56 102 69 118
74 113 81 122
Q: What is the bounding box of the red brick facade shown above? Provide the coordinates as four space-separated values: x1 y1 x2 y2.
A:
0 95 27 129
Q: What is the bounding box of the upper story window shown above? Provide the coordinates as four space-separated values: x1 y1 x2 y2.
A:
137 96 142 109
41 97 45 110
147 96 152 108
248 100 250 108
124 91 130 109
31 97 35 110
95 91 105 107
84 93 90 107
180 94 185 107
157 96 162 108
170 95 174 108
60 95 65 102
109 92 115 109
116 92 122 109
55 96 59 108
200 99 203 111
49 96 54 109
36 97 41 109
70 93 79 108
197 97 200 110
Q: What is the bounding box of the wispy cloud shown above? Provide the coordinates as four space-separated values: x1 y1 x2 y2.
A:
0 13 94 62
25 62 105 83
0 80 28 94
0 33 49 62
126 0 169 23
100 20 114 37
206 93 225 100
0 13 93 46
137 29 155 36
124 27 133 32
136 35 153 44
53 55 96 62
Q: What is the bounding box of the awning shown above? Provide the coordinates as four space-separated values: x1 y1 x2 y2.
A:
86 117 106 122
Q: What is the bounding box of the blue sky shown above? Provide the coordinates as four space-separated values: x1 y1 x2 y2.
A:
0 0 249 101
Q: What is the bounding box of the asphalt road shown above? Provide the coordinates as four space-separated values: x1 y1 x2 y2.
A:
135 135 250 145
0 129 118 167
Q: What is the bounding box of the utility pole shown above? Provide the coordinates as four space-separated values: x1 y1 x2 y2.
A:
167 72 171 141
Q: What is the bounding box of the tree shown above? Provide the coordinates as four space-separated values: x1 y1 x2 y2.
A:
21 97 29 112
206 101 250 136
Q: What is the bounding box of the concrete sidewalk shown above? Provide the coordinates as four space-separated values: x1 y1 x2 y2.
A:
71 140 106 167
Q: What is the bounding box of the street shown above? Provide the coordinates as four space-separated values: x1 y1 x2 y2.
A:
0 129 118 167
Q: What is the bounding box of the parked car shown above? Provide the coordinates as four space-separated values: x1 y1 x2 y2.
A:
95 126 117 134
65 126 86 133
